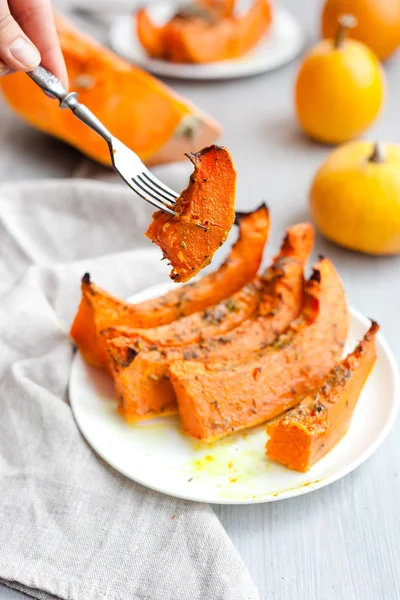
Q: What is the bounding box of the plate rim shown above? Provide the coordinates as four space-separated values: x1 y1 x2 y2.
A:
70 297 399 505
108 5 305 81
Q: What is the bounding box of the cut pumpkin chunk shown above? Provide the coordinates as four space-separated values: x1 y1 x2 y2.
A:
0 15 221 166
169 258 349 442
106 223 313 422
266 322 379 472
146 146 236 282
137 0 272 63
70 204 269 370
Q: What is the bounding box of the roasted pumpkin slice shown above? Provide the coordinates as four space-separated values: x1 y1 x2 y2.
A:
146 146 236 282
106 223 313 422
169 258 349 442
137 0 272 63
136 0 235 59
70 204 269 370
103 222 313 349
107 258 304 423
0 15 220 167
102 279 262 349
266 322 378 472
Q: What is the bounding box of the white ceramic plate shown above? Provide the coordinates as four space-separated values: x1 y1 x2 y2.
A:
70 267 399 504
109 4 304 80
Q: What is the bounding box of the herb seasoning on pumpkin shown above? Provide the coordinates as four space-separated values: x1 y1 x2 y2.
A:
267 322 378 472
146 146 236 283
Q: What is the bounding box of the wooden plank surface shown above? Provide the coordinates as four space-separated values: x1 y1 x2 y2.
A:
1 1 400 598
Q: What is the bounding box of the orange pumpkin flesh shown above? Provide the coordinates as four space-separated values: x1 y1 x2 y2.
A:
169 258 348 442
146 146 236 283
70 204 270 370
266 322 378 472
0 15 221 166
137 0 272 63
106 223 314 422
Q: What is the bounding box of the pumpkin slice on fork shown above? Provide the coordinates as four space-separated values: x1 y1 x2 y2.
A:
146 145 236 283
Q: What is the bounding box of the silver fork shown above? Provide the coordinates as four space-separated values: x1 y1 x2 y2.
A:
28 65 178 215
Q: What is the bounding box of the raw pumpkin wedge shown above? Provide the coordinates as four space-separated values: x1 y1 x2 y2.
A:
169 258 349 442
70 204 269 370
146 145 236 282
0 15 220 166
105 223 313 422
266 322 378 472
103 222 314 349
137 0 272 63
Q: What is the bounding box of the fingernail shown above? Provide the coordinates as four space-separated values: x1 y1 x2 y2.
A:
10 37 40 68
0 61 10 76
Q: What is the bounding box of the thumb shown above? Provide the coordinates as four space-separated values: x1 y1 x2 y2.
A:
0 3 41 73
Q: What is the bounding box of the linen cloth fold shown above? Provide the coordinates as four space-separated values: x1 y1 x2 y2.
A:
0 180 259 600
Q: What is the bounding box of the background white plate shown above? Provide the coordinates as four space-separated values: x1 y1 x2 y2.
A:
70 268 399 504
109 4 304 80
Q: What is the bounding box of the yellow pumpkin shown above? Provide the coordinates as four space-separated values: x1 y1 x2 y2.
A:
295 15 385 144
310 141 400 255
322 0 400 61
0 15 221 166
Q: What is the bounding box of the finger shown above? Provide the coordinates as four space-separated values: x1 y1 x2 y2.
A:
0 2 41 71
9 0 68 88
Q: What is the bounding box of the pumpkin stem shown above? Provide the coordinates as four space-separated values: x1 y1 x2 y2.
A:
335 14 357 49
369 142 386 164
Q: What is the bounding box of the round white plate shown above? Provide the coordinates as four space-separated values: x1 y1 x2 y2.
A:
70 276 399 504
109 4 304 80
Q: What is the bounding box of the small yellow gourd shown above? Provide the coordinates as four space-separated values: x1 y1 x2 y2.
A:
310 141 400 255
322 0 400 62
295 15 385 144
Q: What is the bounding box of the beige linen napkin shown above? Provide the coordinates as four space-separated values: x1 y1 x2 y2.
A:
0 179 259 600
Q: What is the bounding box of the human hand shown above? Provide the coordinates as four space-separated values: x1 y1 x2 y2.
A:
0 0 68 88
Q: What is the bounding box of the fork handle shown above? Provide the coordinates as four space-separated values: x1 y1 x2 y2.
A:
28 65 112 145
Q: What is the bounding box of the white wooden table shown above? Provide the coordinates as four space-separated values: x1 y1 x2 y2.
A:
1 1 400 598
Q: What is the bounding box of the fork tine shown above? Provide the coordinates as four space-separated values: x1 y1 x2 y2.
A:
130 178 175 215
108 138 178 215
132 176 177 211
142 170 179 201
137 173 177 206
